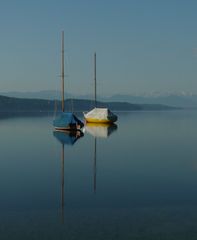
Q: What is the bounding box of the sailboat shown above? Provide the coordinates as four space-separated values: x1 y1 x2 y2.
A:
83 53 118 124
53 31 84 131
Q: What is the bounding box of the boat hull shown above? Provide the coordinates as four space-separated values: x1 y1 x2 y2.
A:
54 126 82 131
85 118 116 124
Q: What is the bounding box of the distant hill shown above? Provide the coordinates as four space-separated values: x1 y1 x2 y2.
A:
0 95 179 112
0 90 65 100
0 90 85 100
1 90 197 108
106 94 197 108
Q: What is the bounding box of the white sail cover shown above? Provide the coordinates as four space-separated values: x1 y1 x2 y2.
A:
84 108 110 120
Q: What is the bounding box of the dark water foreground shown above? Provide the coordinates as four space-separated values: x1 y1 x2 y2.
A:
0 111 197 239
1 206 197 240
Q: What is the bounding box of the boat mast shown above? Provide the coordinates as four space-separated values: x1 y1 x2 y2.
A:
61 31 65 112
94 52 97 107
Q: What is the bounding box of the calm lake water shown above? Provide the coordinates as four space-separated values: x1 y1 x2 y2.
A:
0 110 197 239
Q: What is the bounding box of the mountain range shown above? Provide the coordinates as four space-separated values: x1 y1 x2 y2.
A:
0 90 197 108
0 95 177 113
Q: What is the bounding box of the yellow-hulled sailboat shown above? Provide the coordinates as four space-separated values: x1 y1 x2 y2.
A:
83 53 118 124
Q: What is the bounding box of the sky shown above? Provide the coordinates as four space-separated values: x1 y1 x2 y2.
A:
0 0 197 96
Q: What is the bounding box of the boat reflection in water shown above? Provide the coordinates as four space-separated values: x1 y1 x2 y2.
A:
85 123 118 193
53 129 84 145
85 123 117 138
53 129 84 223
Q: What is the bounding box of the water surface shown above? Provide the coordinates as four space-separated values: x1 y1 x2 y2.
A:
0 111 197 239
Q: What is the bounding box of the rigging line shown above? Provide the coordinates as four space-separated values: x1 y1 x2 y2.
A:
53 99 57 119
89 53 96 110
61 31 65 112
53 75 60 119
64 42 74 113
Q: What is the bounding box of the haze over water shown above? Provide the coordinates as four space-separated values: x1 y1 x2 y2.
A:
0 111 197 239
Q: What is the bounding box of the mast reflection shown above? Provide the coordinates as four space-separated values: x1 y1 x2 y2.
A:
53 129 84 223
85 123 117 193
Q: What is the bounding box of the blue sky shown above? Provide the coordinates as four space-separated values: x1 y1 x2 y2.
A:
0 0 197 96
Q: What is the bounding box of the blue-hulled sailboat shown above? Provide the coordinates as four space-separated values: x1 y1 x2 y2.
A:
53 31 84 131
